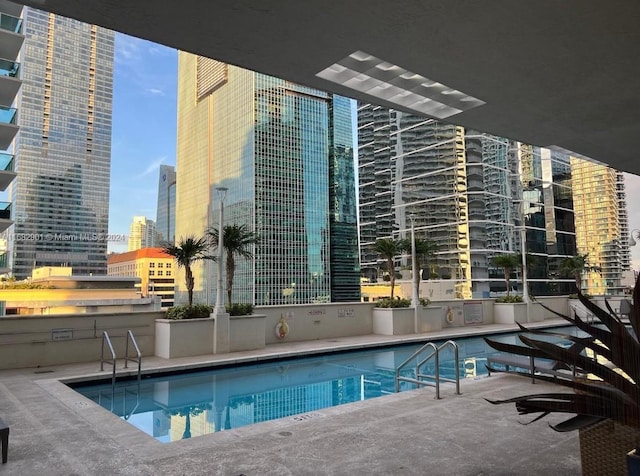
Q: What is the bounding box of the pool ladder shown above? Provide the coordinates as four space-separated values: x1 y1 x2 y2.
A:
394 340 461 399
100 330 142 386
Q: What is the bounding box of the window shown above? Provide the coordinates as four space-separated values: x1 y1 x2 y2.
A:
149 262 155 268
158 263 163 268
167 271 171 276
158 270 163 276
149 270 155 276
167 263 171 269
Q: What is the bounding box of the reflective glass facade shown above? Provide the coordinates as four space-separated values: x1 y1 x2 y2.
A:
176 54 359 305
9 9 114 278
358 105 586 297
571 159 629 294
156 164 176 244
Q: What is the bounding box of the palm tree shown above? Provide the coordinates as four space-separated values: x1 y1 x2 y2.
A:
490 253 522 297
558 253 601 292
400 236 437 301
207 224 259 305
162 236 210 307
374 238 402 299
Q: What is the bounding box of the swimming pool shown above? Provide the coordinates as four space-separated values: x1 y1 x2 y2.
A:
71 326 579 443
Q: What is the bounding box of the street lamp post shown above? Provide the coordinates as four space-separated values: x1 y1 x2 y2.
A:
214 187 228 316
409 213 420 333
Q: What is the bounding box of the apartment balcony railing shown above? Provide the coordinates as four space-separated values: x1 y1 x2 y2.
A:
0 12 22 34
0 105 16 124
0 57 19 77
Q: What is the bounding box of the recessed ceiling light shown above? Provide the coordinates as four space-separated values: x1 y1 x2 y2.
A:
317 50 484 119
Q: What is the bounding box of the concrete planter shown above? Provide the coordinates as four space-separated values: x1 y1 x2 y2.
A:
372 307 414 335
421 306 443 332
155 317 214 359
493 303 528 324
229 314 266 352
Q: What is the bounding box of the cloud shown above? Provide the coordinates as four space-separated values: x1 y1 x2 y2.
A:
135 157 166 179
146 88 165 96
114 34 141 65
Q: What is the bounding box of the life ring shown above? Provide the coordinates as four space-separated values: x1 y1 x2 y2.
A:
275 316 289 339
446 308 455 324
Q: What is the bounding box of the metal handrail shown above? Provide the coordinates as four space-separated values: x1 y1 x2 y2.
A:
124 330 142 384
100 331 116 387
395 340 462 399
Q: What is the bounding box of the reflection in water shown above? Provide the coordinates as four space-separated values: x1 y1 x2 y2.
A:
73 327 578 442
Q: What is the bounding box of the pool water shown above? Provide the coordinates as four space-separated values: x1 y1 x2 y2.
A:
71 326 579 443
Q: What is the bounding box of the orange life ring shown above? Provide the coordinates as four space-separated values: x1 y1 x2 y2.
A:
275 317 289 339
446 308 455 324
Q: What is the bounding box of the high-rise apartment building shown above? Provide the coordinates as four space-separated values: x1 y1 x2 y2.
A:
156 164 175 244
8 8 114 278
176 54 360 305
0 0 23 277
357 105 582 298
571 159 630 294
128 216 158 251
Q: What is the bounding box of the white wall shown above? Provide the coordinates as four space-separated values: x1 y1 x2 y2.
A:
0 311 160 369
256 302 374 345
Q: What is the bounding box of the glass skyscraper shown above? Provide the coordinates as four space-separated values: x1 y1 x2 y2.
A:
357 105 589 298
156 164 176 245
8 8 114 278
176 55 360 305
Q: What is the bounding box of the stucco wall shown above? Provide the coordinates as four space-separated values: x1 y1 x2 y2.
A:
0 311 160 369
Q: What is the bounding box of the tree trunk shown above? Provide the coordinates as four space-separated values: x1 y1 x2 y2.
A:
226 253 235 305
388 258 395 299
186 265 194 306
505 269 511 297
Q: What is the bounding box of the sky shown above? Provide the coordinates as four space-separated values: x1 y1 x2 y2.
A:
108 34 178 252
107 33 640 269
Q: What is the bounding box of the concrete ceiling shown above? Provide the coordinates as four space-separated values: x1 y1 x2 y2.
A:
16 0 640 175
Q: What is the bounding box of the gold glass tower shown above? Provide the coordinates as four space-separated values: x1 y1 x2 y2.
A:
176 54 359 305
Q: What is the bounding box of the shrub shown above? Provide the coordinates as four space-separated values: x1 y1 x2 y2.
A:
165 304 213 320
226 303 254 316
495 295 523 303
375 297 411 308
419 297 432 307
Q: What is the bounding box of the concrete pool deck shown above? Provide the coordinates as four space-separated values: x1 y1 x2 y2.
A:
0 319 581 475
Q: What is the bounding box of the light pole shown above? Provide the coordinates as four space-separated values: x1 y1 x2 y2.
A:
409 213 420 333
518 199 530 304
214 187 228 316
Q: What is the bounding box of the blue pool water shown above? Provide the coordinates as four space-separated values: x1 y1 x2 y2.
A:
71 326 580 443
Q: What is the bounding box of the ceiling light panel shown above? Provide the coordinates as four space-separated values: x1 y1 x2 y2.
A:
317 51 484 119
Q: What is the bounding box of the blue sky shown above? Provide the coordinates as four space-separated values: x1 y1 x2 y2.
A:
108 33 640 269
108 34 177 252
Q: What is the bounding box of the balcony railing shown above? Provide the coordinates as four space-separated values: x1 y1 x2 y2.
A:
0 201 11 220
0 58 19 77
0 106 17 125
0 152 13 172
0 13 22 34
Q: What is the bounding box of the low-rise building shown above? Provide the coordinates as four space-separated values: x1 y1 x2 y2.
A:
108 248 175 308
0 266 158 315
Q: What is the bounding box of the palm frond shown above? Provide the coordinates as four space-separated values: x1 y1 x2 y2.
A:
485 273 640 432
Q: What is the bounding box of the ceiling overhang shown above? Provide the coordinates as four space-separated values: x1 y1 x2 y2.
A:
14 0 640 175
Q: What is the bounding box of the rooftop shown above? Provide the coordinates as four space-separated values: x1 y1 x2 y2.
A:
0 321 581 475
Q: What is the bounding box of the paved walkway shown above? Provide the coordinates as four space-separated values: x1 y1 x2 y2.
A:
0 320 581 475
